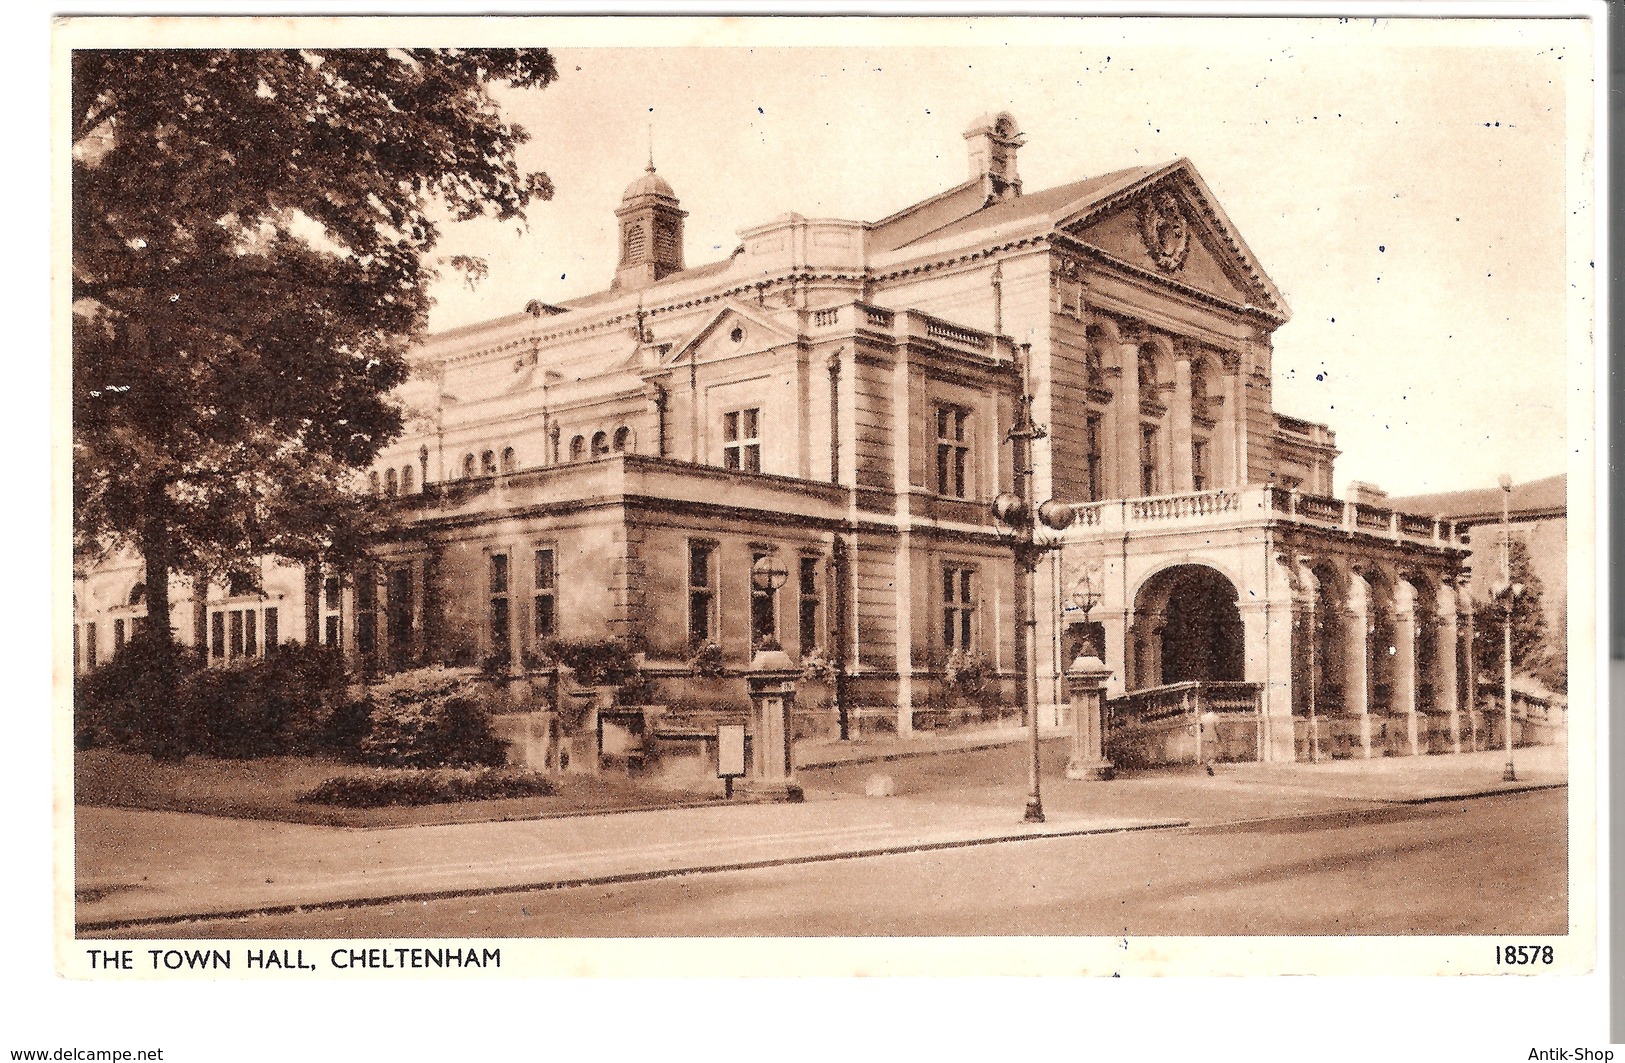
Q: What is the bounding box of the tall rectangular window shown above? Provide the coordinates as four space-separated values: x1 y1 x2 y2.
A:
323 576 341 611
935 405 970 498
489 553 510 660
722 408 761 473
211 612 226 659
244 609 258 657
263 607 278 655
229 610 245 658
1191 439 1209 492
113 618 126 652
324 615 340 648
799 556 820 652
1140 424 1160 496
533 548 556 641
688 542 716 644
942 567 976 652
750 550 777 647
1085 413 1103 502
356 576 377 659
86 623 98 669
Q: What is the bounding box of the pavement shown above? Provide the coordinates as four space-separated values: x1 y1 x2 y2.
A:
74 735 1567 932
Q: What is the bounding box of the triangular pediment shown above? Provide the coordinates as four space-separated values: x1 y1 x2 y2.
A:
1057 162 1288 319
667 302 800 364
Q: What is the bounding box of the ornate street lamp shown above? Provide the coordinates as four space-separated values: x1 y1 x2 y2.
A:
992 343 1076 824
1493 473 1524 782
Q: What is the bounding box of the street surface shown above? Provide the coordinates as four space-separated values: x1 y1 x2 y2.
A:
120 788 1564 939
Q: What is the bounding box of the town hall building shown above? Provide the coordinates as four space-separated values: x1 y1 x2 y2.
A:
74 113 1480 766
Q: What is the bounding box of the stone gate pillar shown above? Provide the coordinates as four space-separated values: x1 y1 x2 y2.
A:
1064 654 1115 781
745 647 804 803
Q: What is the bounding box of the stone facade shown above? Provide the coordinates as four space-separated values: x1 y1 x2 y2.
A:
74 111 1477 766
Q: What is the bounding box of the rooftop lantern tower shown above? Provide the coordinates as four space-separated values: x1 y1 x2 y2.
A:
614 157 687 291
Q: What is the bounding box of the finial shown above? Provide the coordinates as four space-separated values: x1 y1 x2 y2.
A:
647 121 655 173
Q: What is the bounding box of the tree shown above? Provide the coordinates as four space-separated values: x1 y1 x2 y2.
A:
73 49 558 754
1472 535 1564 693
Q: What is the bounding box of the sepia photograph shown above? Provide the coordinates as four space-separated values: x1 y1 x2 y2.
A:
45 6 1604 1039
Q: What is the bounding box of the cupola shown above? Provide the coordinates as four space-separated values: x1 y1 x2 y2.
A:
614 163 687 290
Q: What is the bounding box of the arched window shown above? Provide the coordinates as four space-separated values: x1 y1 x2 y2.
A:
612 426 633 453
401 465 415 494
481 450 498 476
385 468 398 496
128 583 146 607
369 471 380 494
500 447 517 474
1190 362 1210 408
569 435 586 462
591 431 610 458
462 454 477 480
1138 350 1159 391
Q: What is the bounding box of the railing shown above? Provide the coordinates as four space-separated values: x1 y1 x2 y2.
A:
1106 680 1264 767
861 305 895 329
1062 485 1467 549
924 318 990 349
1108 680 1262 728
1128 489 1241 521
812 307 840 327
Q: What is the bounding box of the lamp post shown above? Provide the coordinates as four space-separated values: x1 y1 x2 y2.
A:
992 342 1075 824
1494 474 1523 782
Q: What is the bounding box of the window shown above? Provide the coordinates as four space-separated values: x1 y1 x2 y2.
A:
229 610 245 658
369 470 380 494
1085 414 1103 502
1138 351 1158 391
1140 424 1160 496
402 465 415 494
481 450 498 476
935 405 970 498
462 454 476 480
113 618 126 651
569 436 586 462
211 611 226 659
942 567 976 652
613 426 633 453
1192 439 1209 492
129 583 146 606
591 431 610 458
324 615 341 648
356 577 377 659
723 409 761 473
623 222 646 260
500 447 517 474
263 607 278 655
86 623 98 669
750 550 778 647
1190 363 1210 411
533 548 556 641
385 468 398 496
324 576 342 611
688 542 716 644
322 574 342 649
489 552 510 660
799 556 820 652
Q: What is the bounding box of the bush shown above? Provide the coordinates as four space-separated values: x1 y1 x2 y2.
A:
357 667 507 767
74 635 204 751
537 638 641 687
299 767 556 808
179 642 350 759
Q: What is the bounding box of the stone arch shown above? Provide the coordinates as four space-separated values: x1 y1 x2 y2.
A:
1306 559 1349 714
591 431 610 458
1363 567 1399 714
500 446 517 474
569 435 585 462
1137 332 1177 392
1129 563 1245 689
612 426 634 453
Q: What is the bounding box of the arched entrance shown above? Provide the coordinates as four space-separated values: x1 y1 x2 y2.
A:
1130 564 1245 688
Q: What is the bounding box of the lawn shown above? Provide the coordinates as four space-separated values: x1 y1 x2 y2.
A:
74 749 731 829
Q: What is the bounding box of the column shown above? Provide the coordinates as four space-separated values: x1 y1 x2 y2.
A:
745 647 804 802
1112 337 1141 497
1392 586 1419 756
1344 570 1372 757
1241 598 1295 763
1435 583 1460 754
1170 354 1194 493
1214 357 1240 487
411 555 428 666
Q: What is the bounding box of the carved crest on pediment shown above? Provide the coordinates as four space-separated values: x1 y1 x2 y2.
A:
1137 190 1191 273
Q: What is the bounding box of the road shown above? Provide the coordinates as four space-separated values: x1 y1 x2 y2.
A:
125 788 1565 939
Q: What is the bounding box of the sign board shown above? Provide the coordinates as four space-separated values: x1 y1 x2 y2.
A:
717 724 746 778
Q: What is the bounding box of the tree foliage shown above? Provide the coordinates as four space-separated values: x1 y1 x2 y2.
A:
72 48 557 585
1473 535 1564 692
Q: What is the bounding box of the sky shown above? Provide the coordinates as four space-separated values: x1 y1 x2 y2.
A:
417 17 1593 499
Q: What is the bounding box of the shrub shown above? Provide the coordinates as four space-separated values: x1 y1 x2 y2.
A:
357 667 507 767
687 641 726 678
536 638 640 687
299 767 556 808
74 635 204 751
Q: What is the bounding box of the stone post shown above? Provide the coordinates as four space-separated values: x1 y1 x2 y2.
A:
745 647 804 802
1064 654 1115 781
